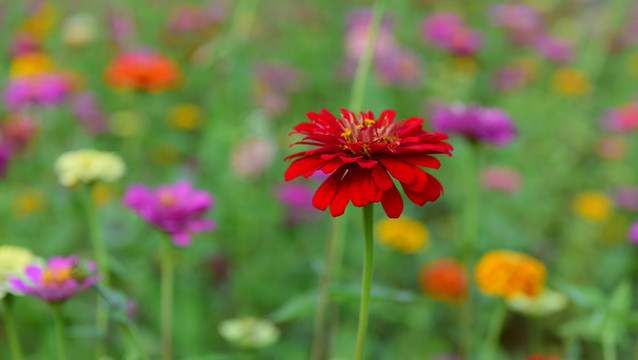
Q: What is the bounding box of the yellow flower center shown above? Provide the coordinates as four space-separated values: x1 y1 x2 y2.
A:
42 267 72 286
159 192 176 206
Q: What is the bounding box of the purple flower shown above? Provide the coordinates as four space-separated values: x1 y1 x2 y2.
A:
254 62 300 115
123 180 216 246
600 102 638 132
431 103 517 146
493 65 529 91
421 12 483 56
275 183 319 224
629 221 638 244
375 49 424 88
4 73 70 110
489 3 544 45
9 256 99 303
532 35 574 63
70 92 107 134
614 186 638 210
107 7 135 46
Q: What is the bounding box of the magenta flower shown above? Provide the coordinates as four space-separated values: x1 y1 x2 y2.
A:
4 73 70 110
629 221 638 244
10 32 42 57
275 183 319 224
421 12 483 56
123 181 216 246
489 3 544 45
0 143 11 178
9 256 99 304
431 103 517 146
532 35 574 63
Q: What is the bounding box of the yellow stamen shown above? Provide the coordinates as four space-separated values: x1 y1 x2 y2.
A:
42 268 72 286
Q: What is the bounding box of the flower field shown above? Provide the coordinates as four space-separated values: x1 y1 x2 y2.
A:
1 1 637 360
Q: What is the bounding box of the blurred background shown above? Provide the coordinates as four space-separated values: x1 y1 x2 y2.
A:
1 0 638 359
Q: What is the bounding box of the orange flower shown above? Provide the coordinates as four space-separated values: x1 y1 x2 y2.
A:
475 250 546 299
105 50 180 92
419 258 468 302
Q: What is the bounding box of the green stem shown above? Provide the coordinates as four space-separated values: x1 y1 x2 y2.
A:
313 1 385 358
2 296 23 360
348 0 386 111
161 236 175 360
117 322 149 360
603 328 617 360
84 184 109 358
310 217 341 360
51 305 67 360
460 143 480 358
354 204 375 360
481 300 507 360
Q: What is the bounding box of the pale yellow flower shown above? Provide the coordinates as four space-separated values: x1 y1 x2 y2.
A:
376 217 429 253
61 13 97 47
507 288 568 317
219 317 280 348
108 111 144 137
0 246 35 298
54 149 125 187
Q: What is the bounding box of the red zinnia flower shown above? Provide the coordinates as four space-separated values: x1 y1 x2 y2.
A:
284 109 452 218
105 50 180 92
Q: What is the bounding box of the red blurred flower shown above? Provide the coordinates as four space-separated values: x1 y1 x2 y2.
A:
105 50 180 92
419 258 468 302
284 109 452 218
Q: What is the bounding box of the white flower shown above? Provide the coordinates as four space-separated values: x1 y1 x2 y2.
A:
55 149 125 187
0 246 35 298
219 317 280 348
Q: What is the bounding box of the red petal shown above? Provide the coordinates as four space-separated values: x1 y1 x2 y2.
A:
284 156 325 181
329 169 354 217
348 168 367 207
402 173 443 206
371 165 394 190
404 168 428 192
381 185 403 218
397 153 441 169
313 167 347 210
377 156 416 185
377 109 396 127
356 158 378 168
320 158 345 174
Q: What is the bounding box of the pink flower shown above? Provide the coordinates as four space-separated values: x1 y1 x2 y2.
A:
532 35 574 63
431 103 517 146
480 166 523 193
375 49 424 88
489 3 544 45
9 256 99 304
123 181 216 246
345 8 397 61
421 12 483 56
601 102 638 132
628 221 638 244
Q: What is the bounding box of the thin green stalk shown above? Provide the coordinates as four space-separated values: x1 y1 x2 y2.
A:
2 296 24 360
460 143 480 357
481 301 507 360
602 329 617 360
51 305 67 360
161 236 175 360
312 1 385 358
84 184 109 358
354 204 375 360
348 0 386 111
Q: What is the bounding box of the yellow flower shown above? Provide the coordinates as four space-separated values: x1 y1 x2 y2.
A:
13 188 46 218
552 68 590 96
54 149 125 187
108 111 144 137
376 217 429 253
10 52 54 77
219 317 280 348
573 191 612 221
167 104 203 131
0 246 35 298
475 250 546 299
152 143 181 166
